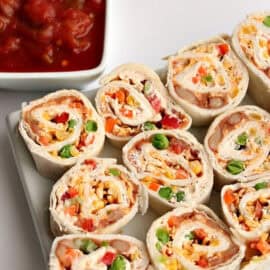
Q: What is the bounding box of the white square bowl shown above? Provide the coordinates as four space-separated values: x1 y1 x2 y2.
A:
0 1 110 91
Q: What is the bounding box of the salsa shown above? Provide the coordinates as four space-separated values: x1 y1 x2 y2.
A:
0 0 105 72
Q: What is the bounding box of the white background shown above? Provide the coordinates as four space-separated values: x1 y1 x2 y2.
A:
0 1 269 269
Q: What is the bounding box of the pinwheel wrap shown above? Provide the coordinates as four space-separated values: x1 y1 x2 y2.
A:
232 12 270 112
19 89 105 179
123 129 213 213
222 179 270 269
49 233 152 270
167 35 249 126
146 204 245 270
204 105 270 188
95 63 191 147
50 158 148 236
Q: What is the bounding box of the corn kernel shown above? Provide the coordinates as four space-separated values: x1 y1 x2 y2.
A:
55 130 69 141
70 146 80 157
93 200 105 210
165 170 174 179
165 258 179 270
43 111 51 120
230 87 239 98
50 150 58 157
189 160 202 175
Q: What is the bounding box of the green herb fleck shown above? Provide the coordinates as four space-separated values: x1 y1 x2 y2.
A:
79 239 97 254
143 122 156 131
185 232 195 240
176 191 185 202
109 168 121 177
158 187 173 200
202 74 213 83
254 181 268 190
156 228 170 244
236 132 248 146
68 119 76 129
263 16 270 27
144 81 151 93
226 160 245 175
59 144 72 158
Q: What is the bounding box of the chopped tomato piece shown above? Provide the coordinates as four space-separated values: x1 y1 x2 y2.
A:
64 205 78 216
114 89 126 103
169 138 185 154
105 117 117 133
149 182 160 191
197 256 208 268
84 159 97 169
217 43 229 55
61 187 78 201
176 168 188 179
192 76 199 84
161 115 180 129
148 95 161 113
255 239 270 255
198 66 207 76
120 107 133 118
223 189 236 205
81 218 94 232
193 228 207 240
53 112 69 124
168 216 179 227
101 252 116 265
255 200 263 220
39 135 51 146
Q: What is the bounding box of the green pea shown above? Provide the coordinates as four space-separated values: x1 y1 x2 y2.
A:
226 160 245 175
254 181 268 190
185 232 195 240
110 255 126 270
59 144 72 158
263 16 270 27
156 228 170 244
85 120 98 132
202 74 213 83
152 134 169 150
236 132 248 146
109 168 121 176
143 122 156 131
158 187 173 200
79 239 97 254
176 191 185 202
155 242 162 252
68 119 76 129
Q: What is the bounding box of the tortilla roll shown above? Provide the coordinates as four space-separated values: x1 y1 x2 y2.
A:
232 12 270 112
50 157 148 236
167 35 249 126
221 179 270 269
146 204 245 270
49 233 151 270
123 129 213 214
19 89 105 179
96 63 191 147
204 105 270 188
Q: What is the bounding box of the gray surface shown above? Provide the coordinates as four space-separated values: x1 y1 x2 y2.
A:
1 1 269 269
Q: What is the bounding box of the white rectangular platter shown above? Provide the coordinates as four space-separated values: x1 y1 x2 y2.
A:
6 88 255 268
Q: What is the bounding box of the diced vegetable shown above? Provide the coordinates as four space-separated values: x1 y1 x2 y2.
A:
161 115 180 129
101 241 109 247
255 137 262 145
176 191 185 202
115 90 126 103
193 228 207 240
185 232 195 240
109 168 121 176
236 132 248 146
64 205 78 216
53 112 69 124
85 120 98 132
158 187 173 200
192 76 199 84
155 242 162 252
105 117 117 133
168 216 179 227
101 251 116 265
197 256 208 268
152 134 169 150
254 181 268 190
79 239 97 254
148 94 161 113
169 138 185 154
144 81 151 93
120 107 133 118
143 122 156 131
217 43 229 55
149 182 160 191
189 160 202 175
81 218 94 232
176 168 188 179
68 119 76 129
84 159 97 169
263 16 270 27
223 189 236 205
198 66 207 76
226 160 245 175
201 74 213 83
156 228 170 244
59 144 72 158
110 255 126 270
